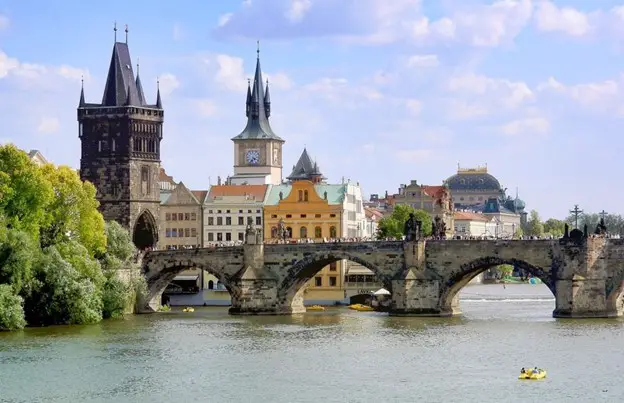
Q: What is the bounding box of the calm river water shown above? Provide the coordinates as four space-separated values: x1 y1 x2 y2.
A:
1 284 623 403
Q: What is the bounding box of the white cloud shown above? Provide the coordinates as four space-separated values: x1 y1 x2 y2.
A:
407 54 439 68
194 99 218 117
214 54 247 92
264 72 293 90
405 99 422 116
500 117 550 136
447 73 533 108
217 13 233 28
0 14 9 30
0 51 19 78
534 1 591 37
158 73 180 96
537 76 620 107
37 117 60 135
447 100 489 120
285 0 312 23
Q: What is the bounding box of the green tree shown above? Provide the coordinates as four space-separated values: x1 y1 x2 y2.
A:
543 218 565 238
0 284 26 331
376 205 433 239
0 229 39 294
514 227 524 239
525 210 544 237
39 164 106 256
0 145 54 238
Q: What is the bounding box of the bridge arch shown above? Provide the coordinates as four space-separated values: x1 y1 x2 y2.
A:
278 251 389 310
439 256 555 314
142 258 239 311
133 209 158 250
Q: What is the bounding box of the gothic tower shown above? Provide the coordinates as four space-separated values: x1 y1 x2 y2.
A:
77 28 163 250
230 44 285 185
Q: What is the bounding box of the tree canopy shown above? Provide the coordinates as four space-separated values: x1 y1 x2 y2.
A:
0 145 143 331
376 204 432 239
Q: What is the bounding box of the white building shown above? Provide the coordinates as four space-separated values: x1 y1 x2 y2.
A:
364 207 383 239
341 181 366 238
453 211 490 238
203 184 269 245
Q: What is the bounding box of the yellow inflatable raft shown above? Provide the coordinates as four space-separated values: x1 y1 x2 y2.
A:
518 368 546 380
182 307 195 313
307 305 325 311
348 304 375 312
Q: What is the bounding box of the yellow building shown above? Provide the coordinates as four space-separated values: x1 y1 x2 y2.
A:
263 149 347 304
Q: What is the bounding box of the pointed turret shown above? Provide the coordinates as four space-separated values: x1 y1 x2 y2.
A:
155 81 162 109
245 79 252 117
135 62 146 105
287 148 325 183
264 79 271 118
232 45 283 141
101 42 140 106
78 78 86 107
125 83 139 106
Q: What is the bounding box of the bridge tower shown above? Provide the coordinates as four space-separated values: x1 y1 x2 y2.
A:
77 26 163 250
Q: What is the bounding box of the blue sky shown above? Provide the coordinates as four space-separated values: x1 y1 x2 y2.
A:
1 0 624 220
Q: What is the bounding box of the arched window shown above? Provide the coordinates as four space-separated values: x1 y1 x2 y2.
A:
304 190 309 202
300 226 308 238
298 190 303 201
329 226 337 238
208 280 214 290
286 227 293 238
271 227 278 238
314 226 322 238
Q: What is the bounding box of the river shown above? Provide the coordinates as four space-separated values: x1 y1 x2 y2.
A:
0 284 622 403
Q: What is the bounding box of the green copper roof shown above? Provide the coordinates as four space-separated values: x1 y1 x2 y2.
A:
232 52 283 142
264 184 346 206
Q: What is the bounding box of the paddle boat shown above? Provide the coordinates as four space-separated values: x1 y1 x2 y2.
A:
518 367 547 380
182 307 195 313
307 305 325 311
348 303 375 312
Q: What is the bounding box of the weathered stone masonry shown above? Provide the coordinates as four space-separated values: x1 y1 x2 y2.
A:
141 230 624 318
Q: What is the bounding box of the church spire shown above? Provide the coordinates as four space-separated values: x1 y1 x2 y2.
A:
156 79 162 109
264 79 271 118
245 78 252 117
78 76 85 107
101 25 140 107
232 42 283 142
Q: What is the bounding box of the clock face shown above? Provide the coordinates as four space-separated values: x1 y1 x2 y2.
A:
246 149 260 165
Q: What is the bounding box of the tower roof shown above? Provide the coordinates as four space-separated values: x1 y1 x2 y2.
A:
135 61 146 105
287 148 325 181
232 45 283 142
102 42 143 107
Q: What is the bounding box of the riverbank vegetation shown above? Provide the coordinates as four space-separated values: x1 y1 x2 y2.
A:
0 144 145 331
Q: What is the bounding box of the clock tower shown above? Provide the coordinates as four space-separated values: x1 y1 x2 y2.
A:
230 45 284 185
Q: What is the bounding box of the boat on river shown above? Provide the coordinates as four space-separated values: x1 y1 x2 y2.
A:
348 304 375 312
518 368 546 380
307 305 325 311
182 307 195 313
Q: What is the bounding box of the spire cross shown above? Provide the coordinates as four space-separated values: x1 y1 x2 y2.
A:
599 210 608 220
256 40 260 58
569 204 584 229
125 24 129 43
114 21 117 42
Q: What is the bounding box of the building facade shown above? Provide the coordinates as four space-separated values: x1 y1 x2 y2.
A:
77 36 163 250
453 211 491 238
27 150 48 166
203 185 268 246
229 49 284 186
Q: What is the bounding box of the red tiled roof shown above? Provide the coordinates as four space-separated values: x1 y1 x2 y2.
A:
159 167 176 184
454 211 489 221
365 207 384 219
208 185 268 200
191 190 209 204
421 185 446 198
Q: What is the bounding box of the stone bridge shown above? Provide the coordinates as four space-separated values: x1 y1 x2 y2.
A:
141 231 624 318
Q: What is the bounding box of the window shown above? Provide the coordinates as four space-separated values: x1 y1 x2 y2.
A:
300 226 307 238
208 217 214 225
248 210 252 213
185 213 190 220
112 139 116 152
217 233 223 241
300 214 307 218
271 227 278 238
256 216 262 226
217 217 223 225
227 210 231 214
315 277 322 287
226 217 232 225
185 228 190 237
226 233 232 241
217 210 222 214
304 190 309 202
178 228 183 237
141 166 150 195
178 213 183 220
286 214 292 218
239 210 243 214
330 214 336 218
209 210 213 214
172 229 178 237
98 140 102 152
208 233 214 241
329 262 337 271
298 190 303 201
271 215 277 219
315 214 321 218
256 209 261 213
165 213 171 221
238 232 244 241
315 226 322 238
286 227 293 238
238 217 244 225
191 228 197 237
172 213 177 221
329 276 337 287
191 213 197 220
330 226 337 238
247 216 253 225
165 228 171 237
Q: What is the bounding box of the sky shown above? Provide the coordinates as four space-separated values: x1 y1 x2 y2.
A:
1 0 624 220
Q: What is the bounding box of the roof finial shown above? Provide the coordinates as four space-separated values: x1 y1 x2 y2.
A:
136 57 140 75
114 21 117 42
257 40 260 58
81 74 84 88
125 24 129 43
157 76 160 89
248 78 251 86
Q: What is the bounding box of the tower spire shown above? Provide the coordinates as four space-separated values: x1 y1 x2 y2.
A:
101 30 141 106
135 57 146 105
114 21 117 42
245 78 252 117
264 78 271 118
156 78 162 109
79 75 85 107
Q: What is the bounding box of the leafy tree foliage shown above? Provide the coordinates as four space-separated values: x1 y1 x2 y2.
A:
525 210 544 237
376 204 433 239
565 212 624 235
543 218 565 238
0 146 141 330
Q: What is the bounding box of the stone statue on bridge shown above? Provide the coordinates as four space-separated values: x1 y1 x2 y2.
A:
594 218 608 236
404 213 422 241
277 218 289 241
432 215 447 239
245 222 263 244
